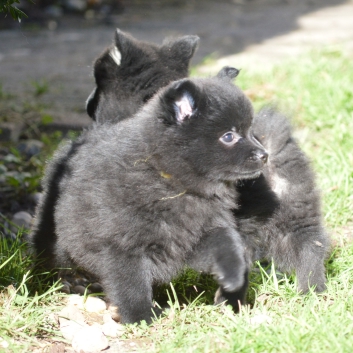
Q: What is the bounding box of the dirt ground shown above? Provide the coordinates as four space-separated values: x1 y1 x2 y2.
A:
0 0 353 130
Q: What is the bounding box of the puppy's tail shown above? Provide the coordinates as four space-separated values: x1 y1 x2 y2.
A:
30 139 82 270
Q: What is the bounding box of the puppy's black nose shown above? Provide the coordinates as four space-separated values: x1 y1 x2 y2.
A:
258 151 268 164
252 150 268 164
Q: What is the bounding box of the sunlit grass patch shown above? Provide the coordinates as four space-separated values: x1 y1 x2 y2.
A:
127 244 353 353
0 231 64 352
234 48 353 230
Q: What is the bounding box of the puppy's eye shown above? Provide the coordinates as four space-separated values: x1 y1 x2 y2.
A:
219 132 239 146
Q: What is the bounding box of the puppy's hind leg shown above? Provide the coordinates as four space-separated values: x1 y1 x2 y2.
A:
275 226 329 293
294 233 328 293
99 253 161 324
188 227 249 311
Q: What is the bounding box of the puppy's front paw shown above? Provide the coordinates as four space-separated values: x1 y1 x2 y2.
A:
213 261 245 292
214 285 247 312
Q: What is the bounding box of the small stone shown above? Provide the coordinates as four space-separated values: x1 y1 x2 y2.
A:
2 221 16 241
17 139 44 158
72 326 109 353
68 295 84 309
61 280 72 288
73 285 87 295
0 122 23 142
60 320 86 342
107 304 120 322
59 305 85 323
89 282 104 293
58 306 86 341
11 211 33 231
103 313 113 324
29 192 43 205
67 294 106 313
0 164 7 174
46 343 66 353
60 283 71 294
47 20 58 31
102 320 125 338
84 297 107 313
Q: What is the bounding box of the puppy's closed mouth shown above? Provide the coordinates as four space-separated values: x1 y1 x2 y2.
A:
236 170 263 180
219 169 263 183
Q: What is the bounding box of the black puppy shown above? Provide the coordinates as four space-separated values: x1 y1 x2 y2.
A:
86 28 199 123
84 35 328 301
31 30 198 268
191 69 328 308
84 34 329 301
33 74 268 324
229 108 329 302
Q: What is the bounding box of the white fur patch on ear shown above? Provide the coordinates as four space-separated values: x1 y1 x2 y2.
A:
109 46 122 66
174 92 194 122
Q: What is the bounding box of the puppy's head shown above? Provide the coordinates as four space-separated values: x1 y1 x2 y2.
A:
86 29 199 123
154 67 268 183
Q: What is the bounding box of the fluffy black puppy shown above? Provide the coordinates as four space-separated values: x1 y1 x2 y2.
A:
86 28 199 123
231 108 329 299
33 74 268 324
192 68 328 308
31 30 198 267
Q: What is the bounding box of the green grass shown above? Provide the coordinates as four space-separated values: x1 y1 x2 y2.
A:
0 231 64 352
0 47 352 352
124 246 353 353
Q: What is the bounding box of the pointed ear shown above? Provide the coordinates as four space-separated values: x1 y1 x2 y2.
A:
113 28 134 61
93 28 134 86
217 66 240 81
160 80 200 125
162 35 199 63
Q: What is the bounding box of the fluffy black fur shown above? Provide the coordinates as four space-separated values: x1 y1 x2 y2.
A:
86 28 199 123
32 75 268 324
84 38 329 299
231 108 329 298
31 30 198 269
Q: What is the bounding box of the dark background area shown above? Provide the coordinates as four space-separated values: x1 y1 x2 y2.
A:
0 0 349 129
